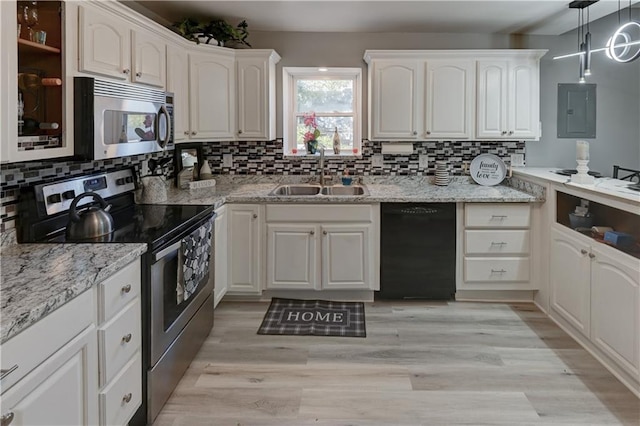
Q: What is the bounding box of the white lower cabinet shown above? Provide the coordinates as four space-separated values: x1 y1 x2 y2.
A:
459 203 533 290
214 205 229 306
0 291 98 426
550 225 640 390
265 204 379 291
96 258 142 425
550 227 591 337
227 204 263 295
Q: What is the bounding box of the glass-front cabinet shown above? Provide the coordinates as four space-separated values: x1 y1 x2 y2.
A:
1 0 73 163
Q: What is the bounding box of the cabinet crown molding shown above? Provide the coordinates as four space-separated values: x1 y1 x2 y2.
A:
363 49 548 63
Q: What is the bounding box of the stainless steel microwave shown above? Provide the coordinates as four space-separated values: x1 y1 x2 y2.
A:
74 77 173 160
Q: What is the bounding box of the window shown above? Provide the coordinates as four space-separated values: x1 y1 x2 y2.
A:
283 67 362 156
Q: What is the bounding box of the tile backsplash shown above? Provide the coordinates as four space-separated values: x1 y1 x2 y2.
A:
0 139 524 232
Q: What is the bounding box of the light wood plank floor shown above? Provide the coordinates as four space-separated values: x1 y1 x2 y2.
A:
153 301 640 425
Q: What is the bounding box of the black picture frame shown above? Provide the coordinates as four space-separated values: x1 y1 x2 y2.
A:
173 143 204 187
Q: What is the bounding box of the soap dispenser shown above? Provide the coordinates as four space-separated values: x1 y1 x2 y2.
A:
333 127 341 155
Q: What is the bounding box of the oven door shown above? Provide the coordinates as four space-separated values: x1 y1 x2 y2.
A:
149 213 215 366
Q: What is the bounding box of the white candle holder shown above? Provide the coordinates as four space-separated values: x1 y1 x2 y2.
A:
571 159 595 184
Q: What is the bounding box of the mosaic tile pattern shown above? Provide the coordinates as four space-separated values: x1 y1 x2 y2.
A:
0 139 523 231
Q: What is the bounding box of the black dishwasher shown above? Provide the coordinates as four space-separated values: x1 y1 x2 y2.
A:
378 203 456 300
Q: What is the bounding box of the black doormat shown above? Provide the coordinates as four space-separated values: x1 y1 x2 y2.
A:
257 298 366 337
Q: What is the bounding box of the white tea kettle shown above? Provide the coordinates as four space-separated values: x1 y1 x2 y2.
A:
66 192 114 240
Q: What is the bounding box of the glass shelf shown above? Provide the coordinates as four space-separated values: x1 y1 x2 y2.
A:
18 38 61 54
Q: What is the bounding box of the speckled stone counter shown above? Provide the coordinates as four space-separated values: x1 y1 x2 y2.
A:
159 175 542 206
0 243 147 344
0 174 541 344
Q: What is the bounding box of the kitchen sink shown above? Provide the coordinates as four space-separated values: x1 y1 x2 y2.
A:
321 185 369 196
269 184 369 196
269 184 322 196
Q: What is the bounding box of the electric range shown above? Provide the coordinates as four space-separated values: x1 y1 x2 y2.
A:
17 168 216 425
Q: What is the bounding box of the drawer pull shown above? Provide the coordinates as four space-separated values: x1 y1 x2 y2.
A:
0 365 18 381
121 284 132 294
491 269 507 274
588 253 596 259
1 412 14 426
490 215 508 219
490 242 507 246
122 393 133 404
580 249 588 255
122 333 132 343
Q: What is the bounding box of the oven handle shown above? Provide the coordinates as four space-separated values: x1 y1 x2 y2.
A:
154 241 181 262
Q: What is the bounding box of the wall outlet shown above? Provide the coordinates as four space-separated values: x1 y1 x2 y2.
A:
372 154 384 167
418 154 430 169
222 153 233 168
510 154 524 167
140 160 149 178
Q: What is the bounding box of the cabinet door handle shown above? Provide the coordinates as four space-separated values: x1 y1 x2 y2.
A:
122 69 130 75
491 269 506 273
122 333 132 343
588 253 596 259
135 72 142 77
252 213 258 219
425 130 431 135
580 249 588 255
310 230 315 235
191 131 197 136
238 130 243 134
0 365 18 381
1 412 14 426
184 131 190 136
121 284 132 294
490 215 507 219
323 230 327 235
508 130 514 135
490 242 507 246
412 131 417 135
122 393 133 404
501 131 507 135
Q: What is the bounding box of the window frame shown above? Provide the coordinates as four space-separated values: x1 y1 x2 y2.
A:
282 67 362 157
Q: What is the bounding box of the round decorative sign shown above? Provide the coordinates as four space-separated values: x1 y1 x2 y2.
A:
470 154 507 186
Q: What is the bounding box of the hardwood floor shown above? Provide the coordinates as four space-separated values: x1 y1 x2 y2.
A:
153 301 640 425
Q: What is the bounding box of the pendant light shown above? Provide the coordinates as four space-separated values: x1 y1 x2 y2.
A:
607 0 640 63
553 0 640 67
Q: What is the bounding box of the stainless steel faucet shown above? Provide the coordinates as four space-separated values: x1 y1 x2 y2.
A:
318 147 325 186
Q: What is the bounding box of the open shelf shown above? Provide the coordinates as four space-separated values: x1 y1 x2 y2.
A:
556 191 640 259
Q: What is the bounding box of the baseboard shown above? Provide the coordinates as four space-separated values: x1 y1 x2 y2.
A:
262 289 375 302
455 290 536 302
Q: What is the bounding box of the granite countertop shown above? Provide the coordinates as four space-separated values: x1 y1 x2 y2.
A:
0 243 147 344
513 167 640 205
0 174 541 344
158 175 543 206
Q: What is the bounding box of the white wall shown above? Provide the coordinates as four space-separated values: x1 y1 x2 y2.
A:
249 10 640 175
525 10 640 175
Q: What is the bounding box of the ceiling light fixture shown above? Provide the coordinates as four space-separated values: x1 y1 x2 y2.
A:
554 0 640 67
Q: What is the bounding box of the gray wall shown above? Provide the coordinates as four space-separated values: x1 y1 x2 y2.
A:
249 10 640 176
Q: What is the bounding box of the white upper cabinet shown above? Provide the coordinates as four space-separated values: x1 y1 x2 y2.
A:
188 49 236 140
364 50 546 141
78 5 130 81
369 59 420 139
166 43 189 142
425 59 474 139
236 50 280 141
131 30 166 87
477 55 542 140
79 4 165 88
